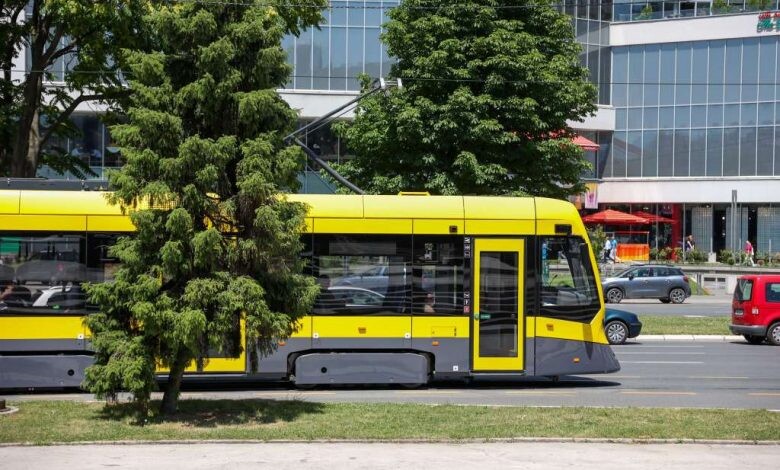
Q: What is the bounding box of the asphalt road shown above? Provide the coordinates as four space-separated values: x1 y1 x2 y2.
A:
5 340 778 409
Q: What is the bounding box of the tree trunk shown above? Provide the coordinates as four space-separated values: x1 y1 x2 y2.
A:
160 351 189 415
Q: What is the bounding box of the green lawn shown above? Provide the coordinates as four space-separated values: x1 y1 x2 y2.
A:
640 315 731 335
1 400 779 444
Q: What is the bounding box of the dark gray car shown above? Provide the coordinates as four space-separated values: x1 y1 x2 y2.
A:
602 265 691 304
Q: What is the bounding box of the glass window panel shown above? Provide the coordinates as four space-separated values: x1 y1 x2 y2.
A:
479 251 518 357
628 45 643 106
691 105 707 128
282 35 295 88
613 131 627 177
725 104 740 127
723 127 740 176
295 29 313 89
674 129 690 176
644 44 660 106
725 39 742 103
587 19 600 45
658 130 674 177
587 44 599 86
676 43 692 105
642 130 658 176
690 129 706 176
708 104 724 127
616 108 627 130
70 114 103 168
313 28 330 90
331 1 347 25
775 126 780 175
759 103 774 126
576 19 588 43
757 127 774 175
412 237 463 316
627 130 642 176
312 235 411 315
742 38 759 102
644 107 659 129
706 128 723 177
365 1 382 25
0 233 89 314
659 44 676 105
599 44 611 104
659 106 674 128
628 108 643 129
348 0 364 26
612 47 628 107
347 27 364 91
540 237 600 321
759 37 776 102
691 42 708 104
381 43 393 80
708 40 725 103
675 105 691 128
741 103 757 126
364 28 381 79
740 127 757 176
331 27 347 90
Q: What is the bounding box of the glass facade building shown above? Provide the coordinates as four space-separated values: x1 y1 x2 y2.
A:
609 38 780 178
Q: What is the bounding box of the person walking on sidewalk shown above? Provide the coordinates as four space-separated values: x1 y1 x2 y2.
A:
744 240 755 266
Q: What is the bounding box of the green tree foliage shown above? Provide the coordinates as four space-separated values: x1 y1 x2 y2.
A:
0 0 151 178
335 0 597 197
83 0 325 418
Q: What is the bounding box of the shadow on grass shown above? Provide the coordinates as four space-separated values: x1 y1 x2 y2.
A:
97 398 326 427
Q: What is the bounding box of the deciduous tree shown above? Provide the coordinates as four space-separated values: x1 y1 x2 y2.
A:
0 0 150 178
336 0 597 198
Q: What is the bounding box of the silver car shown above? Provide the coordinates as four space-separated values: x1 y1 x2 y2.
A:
602 265 691 304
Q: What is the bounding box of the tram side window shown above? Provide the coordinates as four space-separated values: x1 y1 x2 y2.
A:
0 232 88 314
412 236 464 315
311 235 412 315
539 236 600 322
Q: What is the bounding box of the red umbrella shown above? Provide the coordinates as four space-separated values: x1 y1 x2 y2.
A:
631 210 675 224
581 209 650 225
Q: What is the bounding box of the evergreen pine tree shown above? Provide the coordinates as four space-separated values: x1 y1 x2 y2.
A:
83 1 325 417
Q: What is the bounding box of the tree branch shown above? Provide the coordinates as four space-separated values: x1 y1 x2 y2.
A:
39 89 129 147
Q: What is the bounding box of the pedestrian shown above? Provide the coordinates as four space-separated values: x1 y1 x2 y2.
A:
610 235 619 263
603 236 612 263
685 235 695 253
745 240 755 266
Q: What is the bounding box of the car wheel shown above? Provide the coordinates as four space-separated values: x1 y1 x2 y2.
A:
767 322 780 346
744 334 765 345
605 320 629 345
660 298 671 304
669 288 686 304
606 288 623 304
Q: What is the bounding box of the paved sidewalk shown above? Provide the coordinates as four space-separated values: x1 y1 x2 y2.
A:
1 442 778 470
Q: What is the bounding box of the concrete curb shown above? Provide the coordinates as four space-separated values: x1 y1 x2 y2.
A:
1 437 779 447
636 335 742 342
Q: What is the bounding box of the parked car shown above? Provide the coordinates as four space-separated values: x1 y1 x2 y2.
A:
730 275 780 345
603 307 643 345
602 265 691 304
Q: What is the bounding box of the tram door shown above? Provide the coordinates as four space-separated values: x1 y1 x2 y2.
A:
471 238 525 372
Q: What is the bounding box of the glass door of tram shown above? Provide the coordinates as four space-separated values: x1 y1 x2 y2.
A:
471 238 525 371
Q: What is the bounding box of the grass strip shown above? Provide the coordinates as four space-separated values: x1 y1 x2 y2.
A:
1 400 779 444
640 315 731 335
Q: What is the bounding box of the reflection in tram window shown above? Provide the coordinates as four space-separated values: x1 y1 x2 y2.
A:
311 235 411 315
539 236 600 322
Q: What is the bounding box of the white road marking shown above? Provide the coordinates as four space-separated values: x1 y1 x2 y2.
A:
618 352 706 355
620 361 704 364
620 391 697 396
